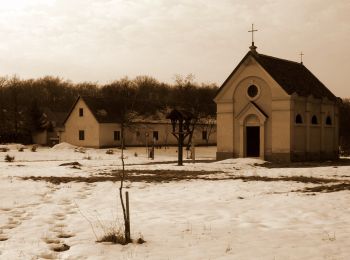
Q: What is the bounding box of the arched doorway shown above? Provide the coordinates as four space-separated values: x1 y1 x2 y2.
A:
236 102 267 159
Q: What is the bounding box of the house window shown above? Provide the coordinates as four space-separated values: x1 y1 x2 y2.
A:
311 115 318 125
326 116 332 125
114 131 120 141
153 131 159 141
295 114 303 124
79 130 85 140
79 108 84 117
202 131 207 140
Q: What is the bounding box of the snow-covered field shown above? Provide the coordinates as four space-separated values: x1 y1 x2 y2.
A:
0 143 349 260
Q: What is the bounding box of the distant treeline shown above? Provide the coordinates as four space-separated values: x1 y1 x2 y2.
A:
0 74 218 143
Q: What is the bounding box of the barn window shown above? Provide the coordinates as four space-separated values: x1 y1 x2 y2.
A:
114 131 120 141
153 131 159 141
311 115 318 125
136 131 140 137
202 131 207 140
79 108 84 117
79 130 85 140
295 114 303 124
326 116 332 125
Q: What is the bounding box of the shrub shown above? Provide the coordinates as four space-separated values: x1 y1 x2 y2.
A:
31 145 38 152
98 232 126 245
106 149 114 155
0 147 9 152
18 147 24 152
74 147 86 153
5 154 15 162
97 226 126 245
136 234 146 244
134 152 138 157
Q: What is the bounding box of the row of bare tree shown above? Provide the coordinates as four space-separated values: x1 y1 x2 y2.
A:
1 74 349 153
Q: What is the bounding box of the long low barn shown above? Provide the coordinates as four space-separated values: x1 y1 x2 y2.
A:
59 96 216 148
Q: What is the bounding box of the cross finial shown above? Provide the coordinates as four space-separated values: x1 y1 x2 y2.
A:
248 23 258 46
300 51 304 65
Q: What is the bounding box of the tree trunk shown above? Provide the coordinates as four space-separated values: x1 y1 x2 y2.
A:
119 126 131 243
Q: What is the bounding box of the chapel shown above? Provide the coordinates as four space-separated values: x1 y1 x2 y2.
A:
214 40 339 162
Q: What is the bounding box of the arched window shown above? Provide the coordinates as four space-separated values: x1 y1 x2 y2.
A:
295 114 303 124
326 116 332 125
311 115 318 125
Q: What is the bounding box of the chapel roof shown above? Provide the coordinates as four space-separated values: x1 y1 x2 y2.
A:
217 50 338 101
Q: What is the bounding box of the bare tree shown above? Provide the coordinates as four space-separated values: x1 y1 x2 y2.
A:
102 78 138 243
0 77 7 140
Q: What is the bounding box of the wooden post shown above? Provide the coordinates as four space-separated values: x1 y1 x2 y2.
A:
125 191 131 242
178 119 183 166
191 142 195 163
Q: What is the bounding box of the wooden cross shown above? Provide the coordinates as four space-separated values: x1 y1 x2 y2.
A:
248 24 258 45
300 51 304 64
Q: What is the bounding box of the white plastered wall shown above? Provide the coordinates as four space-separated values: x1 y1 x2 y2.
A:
61 99 100 147
215 55 291 159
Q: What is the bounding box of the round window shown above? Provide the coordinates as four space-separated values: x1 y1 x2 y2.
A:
247 85 258 98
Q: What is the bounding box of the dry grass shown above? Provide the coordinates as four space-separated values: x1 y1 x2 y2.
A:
21 169 222 184
295 183 350 193
21 170 345 184
59 162 82 167
261 158 350 168
21 168 350 194
230 175 341 184
97 231 127 245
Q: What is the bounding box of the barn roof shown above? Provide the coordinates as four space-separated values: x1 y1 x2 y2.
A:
216 51 338 101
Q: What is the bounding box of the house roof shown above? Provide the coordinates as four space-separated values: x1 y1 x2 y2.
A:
63 96 121 124
216 50 338 101
82 96 121 123
42 108 67 127
63 96 217 126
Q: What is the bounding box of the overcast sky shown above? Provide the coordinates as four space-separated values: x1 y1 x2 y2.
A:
0 0 349 97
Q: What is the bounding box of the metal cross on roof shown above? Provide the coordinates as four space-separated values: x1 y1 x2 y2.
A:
300 51 304 64
248 23 258 46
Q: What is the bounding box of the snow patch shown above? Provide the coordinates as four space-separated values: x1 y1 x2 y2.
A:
51 142 77 150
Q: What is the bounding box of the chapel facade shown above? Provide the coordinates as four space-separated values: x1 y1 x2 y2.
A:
214 44 339 162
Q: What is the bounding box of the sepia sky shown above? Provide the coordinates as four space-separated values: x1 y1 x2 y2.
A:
0 0 349 97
